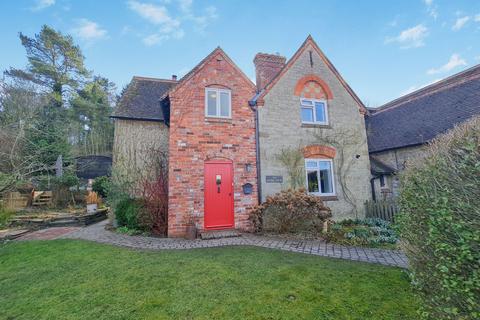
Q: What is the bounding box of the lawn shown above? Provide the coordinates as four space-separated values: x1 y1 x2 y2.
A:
0 240 418 320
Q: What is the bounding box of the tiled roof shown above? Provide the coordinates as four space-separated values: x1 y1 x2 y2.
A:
112 76 176 121
366 64 480 153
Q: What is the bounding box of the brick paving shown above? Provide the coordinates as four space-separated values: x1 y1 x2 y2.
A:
57 221 408 268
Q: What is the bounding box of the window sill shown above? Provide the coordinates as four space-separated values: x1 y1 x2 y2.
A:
301 123 331 129
205 117 232 124
319 195 338 201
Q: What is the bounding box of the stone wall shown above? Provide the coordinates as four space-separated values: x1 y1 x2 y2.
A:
258 41 371 220
167 49 257 237
112 119 169 194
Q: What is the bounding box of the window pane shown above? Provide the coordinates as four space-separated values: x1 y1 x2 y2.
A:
315 102 326 123
301 99 313 106
319 161 333 194
220 92 230 117
306 160 318 168
307 170 319 193
301 107 314 122
207 90 217 116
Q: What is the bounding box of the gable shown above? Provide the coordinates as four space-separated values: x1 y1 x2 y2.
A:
255 36 366 115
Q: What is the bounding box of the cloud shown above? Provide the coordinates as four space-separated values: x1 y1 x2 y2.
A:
423 0 438 19
452 16 470 30
427 54 467 74
71 19 108 41
31 0 55 11
385 24 429 48
128 0 180 30
142 29 184 46
475 14 480 22
400 78 442 96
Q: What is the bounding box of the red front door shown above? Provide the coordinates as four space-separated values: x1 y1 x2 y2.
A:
204 162 234 229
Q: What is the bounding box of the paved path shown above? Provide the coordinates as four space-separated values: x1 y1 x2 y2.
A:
57 221 408 268
17 227 81 240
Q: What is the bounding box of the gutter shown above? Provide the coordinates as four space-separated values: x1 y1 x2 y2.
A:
249 99 262 204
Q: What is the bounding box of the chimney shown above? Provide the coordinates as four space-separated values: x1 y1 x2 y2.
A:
254 53 286 91
172 74 177 81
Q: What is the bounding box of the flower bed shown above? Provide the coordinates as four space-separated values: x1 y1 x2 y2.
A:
324 218 398 249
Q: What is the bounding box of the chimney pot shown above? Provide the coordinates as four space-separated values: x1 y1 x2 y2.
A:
172 75 177 81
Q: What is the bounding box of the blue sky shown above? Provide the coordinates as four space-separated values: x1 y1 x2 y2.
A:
1 0 479 107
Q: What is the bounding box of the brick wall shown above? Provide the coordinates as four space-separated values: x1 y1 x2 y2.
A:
167 50 257 237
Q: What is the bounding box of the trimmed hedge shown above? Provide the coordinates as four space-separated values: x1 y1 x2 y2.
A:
397 116 480 319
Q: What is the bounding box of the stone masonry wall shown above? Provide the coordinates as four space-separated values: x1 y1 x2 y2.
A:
167 51 257 237
258 42 371 220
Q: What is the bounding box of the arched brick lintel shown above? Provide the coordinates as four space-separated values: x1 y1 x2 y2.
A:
303 145 336 159
294 75 334 99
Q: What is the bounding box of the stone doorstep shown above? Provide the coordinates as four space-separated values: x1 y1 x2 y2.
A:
0 229 30 240
199 229 241 240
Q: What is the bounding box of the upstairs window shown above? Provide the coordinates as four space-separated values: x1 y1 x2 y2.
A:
300 98 328 125
205 88 231 118
305 159 335 196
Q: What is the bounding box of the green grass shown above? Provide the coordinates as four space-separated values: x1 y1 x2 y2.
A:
0 240 418 320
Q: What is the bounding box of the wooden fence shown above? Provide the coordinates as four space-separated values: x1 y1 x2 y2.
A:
1 192 30 210
364 199 399 222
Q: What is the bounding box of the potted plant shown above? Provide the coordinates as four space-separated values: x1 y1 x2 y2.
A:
185 216 197 240
85 191 99 214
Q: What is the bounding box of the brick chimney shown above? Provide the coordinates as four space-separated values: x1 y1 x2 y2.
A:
254 53 286 91
172 74 177 81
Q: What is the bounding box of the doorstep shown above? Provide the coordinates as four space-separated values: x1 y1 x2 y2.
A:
199 229 241 240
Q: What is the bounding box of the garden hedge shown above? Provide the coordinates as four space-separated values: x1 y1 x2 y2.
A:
397 116 480 319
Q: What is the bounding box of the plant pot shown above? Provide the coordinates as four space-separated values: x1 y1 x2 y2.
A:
185 225 197 240
86 203 97 214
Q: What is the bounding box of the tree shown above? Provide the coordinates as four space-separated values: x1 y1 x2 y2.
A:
69 76 116 155
4 25 90 107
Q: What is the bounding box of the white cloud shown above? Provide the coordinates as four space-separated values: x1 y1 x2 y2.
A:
142 29 184 46
385 24 429 49
475 55 480 61
31 0 55 11
423 0 438 19
128 0 180 29
474 14 480 22
71 19 108 41
427 54 467 74
400 78 442 96
452 16 470 31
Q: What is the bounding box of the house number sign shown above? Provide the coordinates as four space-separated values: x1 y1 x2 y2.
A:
266 175 283 183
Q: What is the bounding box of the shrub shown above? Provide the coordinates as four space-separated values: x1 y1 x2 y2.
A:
249 188 331 234
0 204 15 229
115 197 143 230
139 174 168 236
397 116 480 319
92 176 110 198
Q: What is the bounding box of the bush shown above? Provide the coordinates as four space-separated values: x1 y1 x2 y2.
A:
0 204 15 229
115 197 143 230
249 188 331 234
140 174 168 236
92 176 110 198
397 117 480 319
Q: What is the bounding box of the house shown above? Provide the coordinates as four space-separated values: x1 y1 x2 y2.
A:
366 64 480 199
113 48 257 237
249 36 372 219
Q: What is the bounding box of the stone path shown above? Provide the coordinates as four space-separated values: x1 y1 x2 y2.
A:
57 221 408 268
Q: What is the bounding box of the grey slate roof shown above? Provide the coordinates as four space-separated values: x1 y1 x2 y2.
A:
112 76 176 121
366 64 480 153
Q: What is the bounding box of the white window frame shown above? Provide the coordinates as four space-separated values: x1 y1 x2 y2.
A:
305 159 336 196
205 88 232 119
300 98 328 125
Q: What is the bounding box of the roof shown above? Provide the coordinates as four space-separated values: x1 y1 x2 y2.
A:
366 64 480 153
112 76 176 121
370 156 396 175
252 35 367 115
160 47 255 101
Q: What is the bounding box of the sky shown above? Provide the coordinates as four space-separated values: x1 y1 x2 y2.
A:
0 0 479 107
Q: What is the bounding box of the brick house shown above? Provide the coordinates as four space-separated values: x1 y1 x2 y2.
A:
249 36 372 219
366 64 480 200
113 48 257 237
